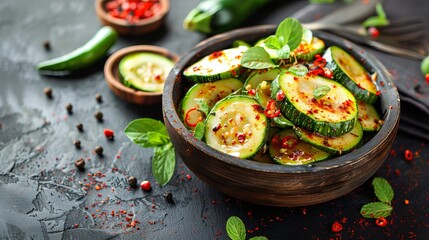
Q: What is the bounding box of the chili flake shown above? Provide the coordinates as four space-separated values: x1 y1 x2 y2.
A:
404 149 413 161
375 217 387 227
331 221 343 232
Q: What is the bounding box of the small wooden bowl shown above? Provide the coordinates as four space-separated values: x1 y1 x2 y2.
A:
104 45 179 105
163 25 401 207
95 0 169 36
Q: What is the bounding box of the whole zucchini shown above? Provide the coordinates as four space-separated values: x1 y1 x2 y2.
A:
183 0 269 35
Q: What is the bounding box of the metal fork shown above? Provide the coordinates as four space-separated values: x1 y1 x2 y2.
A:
303 17 428 60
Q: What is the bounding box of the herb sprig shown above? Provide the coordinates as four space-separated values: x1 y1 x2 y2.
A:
226 216 268 240
360 177 394 218
125 118 176 186
362 3 389 28
241 17 304 70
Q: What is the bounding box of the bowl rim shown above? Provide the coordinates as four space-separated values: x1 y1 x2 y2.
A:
163 25 400 174
104 44 180 99
95 0 170 27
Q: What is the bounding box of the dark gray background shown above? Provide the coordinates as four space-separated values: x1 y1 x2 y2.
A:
1 0 428 239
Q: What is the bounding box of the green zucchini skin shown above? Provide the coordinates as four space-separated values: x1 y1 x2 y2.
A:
181 78 243 130
272 72 358 137
36 26 117 72
243 68 281 95
183 46 248 83
204 95 270 159
294 121 363 155
183 0 269 35
269 129 330 165
291 37 325 62
324 46 379 104
357 101 383 131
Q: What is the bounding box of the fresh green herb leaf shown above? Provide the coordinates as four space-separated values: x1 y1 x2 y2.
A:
362 16 389 28
195 98 210 116
264 35 282 50
421 55 429 75
313 85 331 99
226 216 246 240
241 47 276 69
288 64 308 76
152 143 176 186
249 237 269 240
360 202 393 218
276 18 303 50
194 121 205 140
276 44 291 59
372 177 394 204
375 2 386 19
125 118 169 147
302 27 313 44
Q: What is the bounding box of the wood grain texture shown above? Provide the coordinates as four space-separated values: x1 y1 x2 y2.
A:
163 26 400 207
95 0 170 36
104 45 179 105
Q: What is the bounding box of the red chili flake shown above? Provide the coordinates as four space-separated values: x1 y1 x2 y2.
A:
248 89 256 95
368 27 380 38
264 100 281 118
104 128 114 139
212 123 221 133
276 90 285 101
375 91 381 96
323 68 333 79
237 133 246 143
404 149 413 161
185 107 204 127
186 174 191 180
375 217 387 227
331 221 343 232
314 57 327 68
140 180 151 191
404 199 410 205
209 51 224 60
425 74 429 83
281 136 298 149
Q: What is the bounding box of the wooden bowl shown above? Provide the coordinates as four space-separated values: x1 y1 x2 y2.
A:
104 45 179 105
95 0 169 36
162 25 400 207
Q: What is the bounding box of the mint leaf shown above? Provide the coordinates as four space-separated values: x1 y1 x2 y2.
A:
249 237 268 240
195 98 210 116
313 85 331 99
226 216 246 240
362 16 389 28
264 35 282 50
360 202 393 218
302 27 313 44
276 44 291 59
241 47 276 69
375 2 387 19
125 118 169 147
152 143 176 186
276 18 303 51
194 121 205 140
372 177 394 204
288 64 308 76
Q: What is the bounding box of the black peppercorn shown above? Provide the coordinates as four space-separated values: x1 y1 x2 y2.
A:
94 146 103 156
74 158 85 170
66 103 73 114
94 111 103 122
163 192 174 203
43 40 51 51
73 140 81 149
128 176 138 188
95 93 103 103
44 87 53 98
76 123 83 132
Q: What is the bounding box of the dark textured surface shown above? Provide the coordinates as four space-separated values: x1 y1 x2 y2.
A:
0 0 428 239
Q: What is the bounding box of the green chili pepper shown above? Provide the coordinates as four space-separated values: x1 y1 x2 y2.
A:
36 26 118 72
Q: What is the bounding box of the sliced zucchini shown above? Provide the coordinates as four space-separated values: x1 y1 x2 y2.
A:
205 95 270 159
290 37 325 62
243 68 280 95
294 121 363 155
357 101 383 131
181 78 243 130
119 52 174 92
324 46 378 104
269 129 330 165
183 46 248 83
272 72 358 136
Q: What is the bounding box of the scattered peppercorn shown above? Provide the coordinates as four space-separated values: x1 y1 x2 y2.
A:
73 140 81 149
95 93 103 103
163 191 174 203
375 217 387 227
104 128 114 140
66 103 73 114
140 180 151 191
404 149 413 161
94 146 104 156
94 111 104 122
128 176 138 188
43 40 51 51
74 158 85 170
76 123 84 132
44 87 53 98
